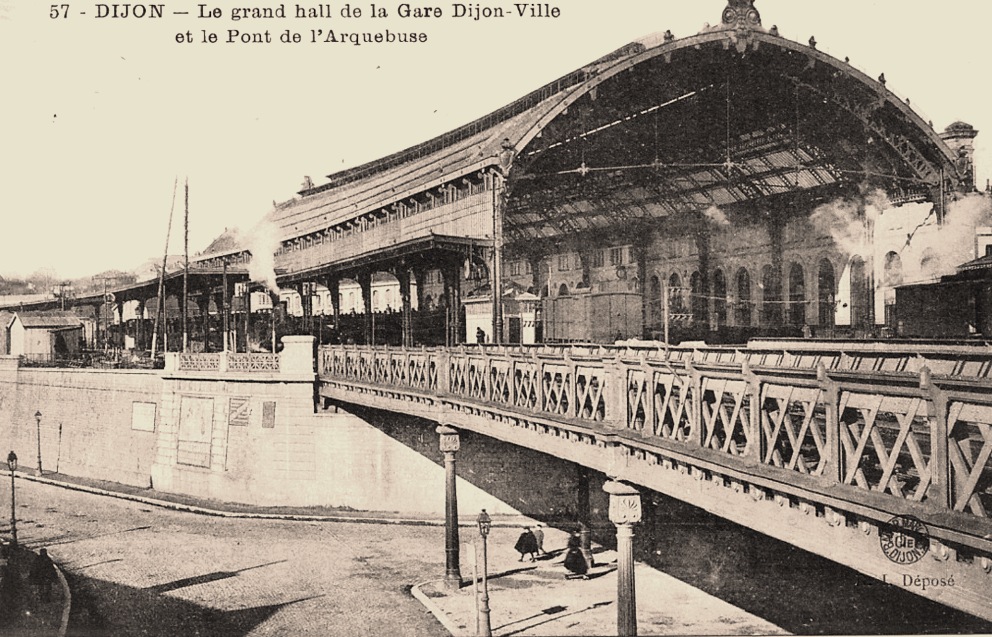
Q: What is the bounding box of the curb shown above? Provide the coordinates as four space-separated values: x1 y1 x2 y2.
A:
410 565 540 637
411 580 466 637
13 472 536 529
52 561 71 637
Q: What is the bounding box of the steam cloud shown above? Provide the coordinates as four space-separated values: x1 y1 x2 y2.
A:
811 188 991 282
702 205 730 226
246 218 280 294
809 189 891 259
902 193 992 280
226 216 280 294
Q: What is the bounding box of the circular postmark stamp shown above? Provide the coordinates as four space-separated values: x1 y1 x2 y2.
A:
878 515 930 565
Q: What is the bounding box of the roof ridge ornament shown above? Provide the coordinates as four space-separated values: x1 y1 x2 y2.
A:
722 0 761 29
714 0 766 53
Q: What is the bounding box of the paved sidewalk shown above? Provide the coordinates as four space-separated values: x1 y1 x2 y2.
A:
414 527 788 636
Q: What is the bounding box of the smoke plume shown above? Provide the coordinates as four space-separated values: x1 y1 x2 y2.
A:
900 193 992 280
243 217 280 294
809 189 890 258
702 205 730 226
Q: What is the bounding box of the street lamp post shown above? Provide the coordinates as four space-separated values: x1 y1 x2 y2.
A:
35 411 43 475
477 509 492 637
7 451 17 547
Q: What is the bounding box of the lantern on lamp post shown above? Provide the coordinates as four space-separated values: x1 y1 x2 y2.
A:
7 451 17 546
35 411 43 475
477 509 493 637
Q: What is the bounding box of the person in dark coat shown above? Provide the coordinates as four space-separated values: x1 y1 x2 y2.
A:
532 523 546 556
30 548 57 602
563 532 589 579
514 527 539 562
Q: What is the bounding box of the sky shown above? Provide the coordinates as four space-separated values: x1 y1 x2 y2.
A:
2 0 991 279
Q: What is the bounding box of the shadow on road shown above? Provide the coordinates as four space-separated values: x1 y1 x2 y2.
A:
65 568 323 637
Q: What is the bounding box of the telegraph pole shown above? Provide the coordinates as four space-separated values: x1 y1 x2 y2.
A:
182 178 190 353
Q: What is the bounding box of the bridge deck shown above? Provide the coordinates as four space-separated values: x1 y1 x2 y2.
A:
318 340 992 621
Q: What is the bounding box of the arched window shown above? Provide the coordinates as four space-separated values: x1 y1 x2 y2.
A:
883 251 903 287
668 273 685 316
690 271 707 325
736 268 752 327
882 251 903 324
713 269 727 328
558 283 570 297
761 264 780 326
920 248 941 281
817 259 836 327
788 263 806 327
850 256 869 327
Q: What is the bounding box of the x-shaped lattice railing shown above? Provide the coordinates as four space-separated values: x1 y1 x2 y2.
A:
760 385 826 475
543 366 571 416
627 370 648 431
449 360 467 395
490 361 511 404
513 364 539 409
947 401 992 517
467 361 488 401
652 372 694 441
575 367 606 421
701 378 751 456
839 393 932 501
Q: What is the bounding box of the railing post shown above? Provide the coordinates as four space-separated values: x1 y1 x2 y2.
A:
564 349 576 418
687 360 703 448
817 362 843 484
741 359 762 462
438 348 451 396
639 352 653 435
609 353 627 430
484 348 493 402
533 352 545 414
509 355 517 407
921 366 951 509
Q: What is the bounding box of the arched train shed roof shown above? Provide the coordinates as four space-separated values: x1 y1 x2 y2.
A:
234 1 969 257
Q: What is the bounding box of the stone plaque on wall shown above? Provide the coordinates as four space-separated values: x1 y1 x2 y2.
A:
262 401 276 428
229 397 250 427
178 396 214 467
131 401 156 432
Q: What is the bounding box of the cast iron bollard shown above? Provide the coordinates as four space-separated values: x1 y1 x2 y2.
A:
605 479 641 637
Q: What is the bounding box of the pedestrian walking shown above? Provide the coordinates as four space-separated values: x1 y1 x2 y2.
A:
563 532 589 579
514 527 538 562
532 524 545 556
30 548 57 603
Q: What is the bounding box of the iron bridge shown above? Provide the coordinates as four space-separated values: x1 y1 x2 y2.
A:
317 339 992 620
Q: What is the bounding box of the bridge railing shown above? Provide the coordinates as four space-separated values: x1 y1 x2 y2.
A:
319 342 992 535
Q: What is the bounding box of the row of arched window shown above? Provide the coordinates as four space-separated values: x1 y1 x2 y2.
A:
644 259 848 328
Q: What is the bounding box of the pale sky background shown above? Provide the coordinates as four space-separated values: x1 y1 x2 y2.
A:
1 0 990 279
